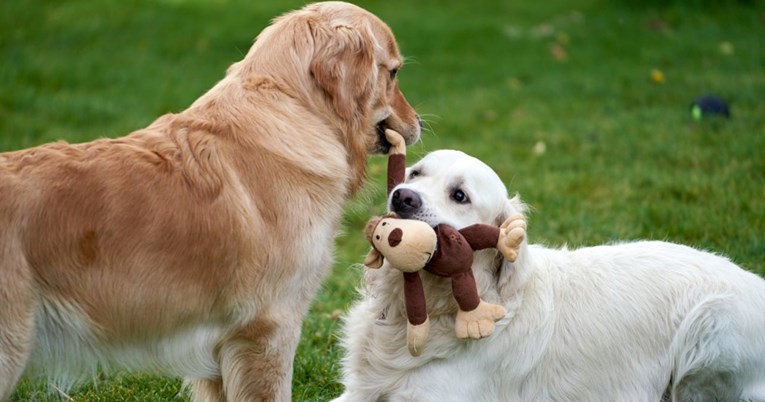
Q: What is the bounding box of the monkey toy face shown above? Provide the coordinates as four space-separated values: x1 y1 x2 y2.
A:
365 217 437 272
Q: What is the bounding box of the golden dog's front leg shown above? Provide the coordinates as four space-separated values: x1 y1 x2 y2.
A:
213 315 301 402
186 378 226 402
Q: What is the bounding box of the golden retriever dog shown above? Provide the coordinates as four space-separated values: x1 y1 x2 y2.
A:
0 2 420 401
333 150 765 402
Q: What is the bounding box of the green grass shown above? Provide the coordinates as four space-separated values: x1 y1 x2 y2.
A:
3 0 764 400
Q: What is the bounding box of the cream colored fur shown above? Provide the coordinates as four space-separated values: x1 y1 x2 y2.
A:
0 2 421 401
333 150 765 402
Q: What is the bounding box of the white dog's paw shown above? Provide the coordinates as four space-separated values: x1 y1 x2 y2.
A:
498 213 527 262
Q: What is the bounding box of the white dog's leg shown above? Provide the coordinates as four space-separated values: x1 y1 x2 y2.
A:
670 295 745 402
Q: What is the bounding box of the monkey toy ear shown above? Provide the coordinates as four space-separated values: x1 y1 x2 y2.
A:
364 215 386 269
364 247 384 269
364 216 383 241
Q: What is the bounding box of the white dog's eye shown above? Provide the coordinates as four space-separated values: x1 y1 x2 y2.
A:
452 189 470 204
408 169 420 179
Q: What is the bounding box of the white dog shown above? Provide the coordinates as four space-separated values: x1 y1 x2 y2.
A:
333 150 765 402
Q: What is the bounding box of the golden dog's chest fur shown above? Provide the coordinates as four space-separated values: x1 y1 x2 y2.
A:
0 2 421 401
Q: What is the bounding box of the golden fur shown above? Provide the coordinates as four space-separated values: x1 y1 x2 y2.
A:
0 2 420 401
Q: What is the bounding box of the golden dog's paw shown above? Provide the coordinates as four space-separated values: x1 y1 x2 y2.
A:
498 213 527 262
455 301 507 340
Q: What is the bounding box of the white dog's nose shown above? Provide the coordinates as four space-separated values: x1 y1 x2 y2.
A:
391 188 422 218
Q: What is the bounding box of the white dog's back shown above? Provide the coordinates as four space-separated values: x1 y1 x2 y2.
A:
519 241 765 401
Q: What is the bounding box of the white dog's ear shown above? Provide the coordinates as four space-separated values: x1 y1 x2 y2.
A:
310 21 376 123
494 193 527 226
494 194 530 291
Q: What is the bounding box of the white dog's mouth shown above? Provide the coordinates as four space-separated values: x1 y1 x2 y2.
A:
406 212 445 228
389 195 446 228
389 188 457 228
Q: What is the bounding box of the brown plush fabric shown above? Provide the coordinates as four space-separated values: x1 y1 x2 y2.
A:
424 225 474 278
388 227 403 247
404 271 428 325
450 271 479 312
387 153 406 193
419 224 500 312
460 224 501 250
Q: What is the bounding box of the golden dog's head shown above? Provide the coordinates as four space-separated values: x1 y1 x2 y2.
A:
232 1 421 156
305 2 421 154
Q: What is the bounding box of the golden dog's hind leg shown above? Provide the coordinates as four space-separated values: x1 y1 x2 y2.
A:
0 256 36 401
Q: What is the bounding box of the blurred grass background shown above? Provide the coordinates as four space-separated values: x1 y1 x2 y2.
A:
2 0 763 400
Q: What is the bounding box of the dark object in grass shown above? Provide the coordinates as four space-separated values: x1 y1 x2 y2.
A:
690 95 731 120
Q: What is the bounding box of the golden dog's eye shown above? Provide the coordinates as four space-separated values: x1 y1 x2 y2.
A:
389 68 398 79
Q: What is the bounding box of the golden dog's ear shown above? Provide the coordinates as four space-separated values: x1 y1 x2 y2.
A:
310 22 376 123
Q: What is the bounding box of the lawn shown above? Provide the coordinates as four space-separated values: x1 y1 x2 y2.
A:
2 0 764 400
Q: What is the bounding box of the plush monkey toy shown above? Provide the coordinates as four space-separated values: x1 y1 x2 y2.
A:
364 130 526 356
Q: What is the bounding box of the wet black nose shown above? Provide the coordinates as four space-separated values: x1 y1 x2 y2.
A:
391 188 422 217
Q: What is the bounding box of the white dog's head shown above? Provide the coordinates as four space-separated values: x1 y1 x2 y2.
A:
388 150 525 229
